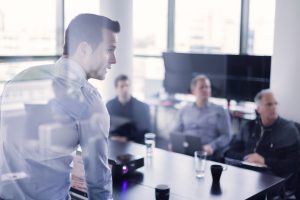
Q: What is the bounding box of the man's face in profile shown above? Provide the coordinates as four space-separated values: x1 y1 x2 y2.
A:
86 29 117 80
116 80 131 99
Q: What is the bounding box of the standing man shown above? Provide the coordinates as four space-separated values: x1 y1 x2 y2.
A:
171 74 231 159
0 14 120 200
106 74 152 144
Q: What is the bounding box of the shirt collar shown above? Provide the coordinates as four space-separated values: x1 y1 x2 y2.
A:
117 96 133 105
261 116 280 130
54 57 87 87
193 101 210 109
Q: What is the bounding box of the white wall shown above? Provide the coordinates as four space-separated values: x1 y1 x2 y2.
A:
91 0 133 102
271 0 300 123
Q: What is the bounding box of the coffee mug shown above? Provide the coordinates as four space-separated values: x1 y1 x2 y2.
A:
155 184 170 200
210 164 227 183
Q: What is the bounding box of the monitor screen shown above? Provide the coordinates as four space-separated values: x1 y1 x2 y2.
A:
163 52 271 101
162 52 227 98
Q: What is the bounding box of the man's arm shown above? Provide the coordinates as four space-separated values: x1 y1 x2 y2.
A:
245 123 300 176
208 108 232 152
79 113 113 200
171 109 184 134
243 153 267 167
264 124 300 176
225 121 255 160
143 104 152 133
131 103 152 143
244 144 300 175
264 143 300 176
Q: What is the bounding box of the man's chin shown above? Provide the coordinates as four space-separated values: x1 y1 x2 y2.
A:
94 74 106 80
97 76 105 80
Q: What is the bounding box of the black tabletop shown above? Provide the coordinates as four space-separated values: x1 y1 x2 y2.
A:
109 140 284 200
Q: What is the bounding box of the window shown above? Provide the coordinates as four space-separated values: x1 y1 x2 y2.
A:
0 0 56 55
247 0 275 55
133 0 168 55
132 56 164 99
0 60 55 93
175 0 241 54
64 0 100 28
133 0 168 99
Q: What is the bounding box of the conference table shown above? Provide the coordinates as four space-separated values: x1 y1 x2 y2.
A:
110 140 284 200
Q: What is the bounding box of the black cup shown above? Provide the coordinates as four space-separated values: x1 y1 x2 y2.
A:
210 182 222 195
155 184 170 200
210 164 223 183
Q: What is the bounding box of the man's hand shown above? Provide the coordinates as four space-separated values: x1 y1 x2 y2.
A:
110 136 128 142
202 144 214 156
244 153 267 166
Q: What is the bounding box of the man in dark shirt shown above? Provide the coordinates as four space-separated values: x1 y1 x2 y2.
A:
106 74 151 144
226 89 300 194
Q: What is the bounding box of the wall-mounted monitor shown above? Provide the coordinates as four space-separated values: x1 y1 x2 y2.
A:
163 52 271 102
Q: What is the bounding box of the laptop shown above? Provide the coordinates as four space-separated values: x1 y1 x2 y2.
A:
170 133 203 156
185 135 203 156
170 132 186 154
224 157 267 172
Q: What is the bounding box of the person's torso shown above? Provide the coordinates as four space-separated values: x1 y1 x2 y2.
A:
246 118 299 159
108 97 148 131
180 103 223 144
0 60 109 199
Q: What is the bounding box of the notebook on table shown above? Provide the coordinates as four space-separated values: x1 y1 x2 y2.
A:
224 157 268 172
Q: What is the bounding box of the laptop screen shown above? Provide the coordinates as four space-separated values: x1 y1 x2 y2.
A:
170 133 203 156
185 135 203 156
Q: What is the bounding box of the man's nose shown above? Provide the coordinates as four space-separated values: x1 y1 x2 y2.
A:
271 104 277 110
110 54 116 64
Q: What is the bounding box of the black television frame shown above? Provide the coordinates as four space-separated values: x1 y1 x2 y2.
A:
162 52 271 102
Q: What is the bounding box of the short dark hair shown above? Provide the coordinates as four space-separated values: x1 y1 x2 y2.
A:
190 74 210 90
63 14 120 55
114 74 129 87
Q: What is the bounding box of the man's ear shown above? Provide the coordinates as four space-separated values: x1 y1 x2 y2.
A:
256 106 261 115
190 87 195 95
77 42 92 57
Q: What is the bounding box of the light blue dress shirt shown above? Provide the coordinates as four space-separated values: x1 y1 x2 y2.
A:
172 102 231 151
0 57 113 200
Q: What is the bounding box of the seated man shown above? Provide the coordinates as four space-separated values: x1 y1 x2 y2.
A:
171 74 231 159
226 89 300 193
106 74 151 144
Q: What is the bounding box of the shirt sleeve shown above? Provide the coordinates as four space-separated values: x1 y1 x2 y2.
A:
106 99 114 115
131 103 152 143
143 104 152 133
209 108 232 151
78 110 113 200
265 143 300 176
171 108 184 134
264 124 300 176
225 122 252 160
